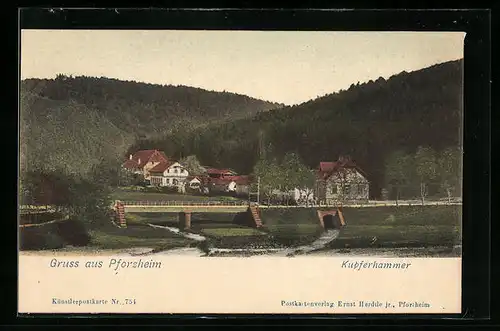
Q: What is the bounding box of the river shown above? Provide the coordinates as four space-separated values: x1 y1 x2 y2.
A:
146 226 461 258
19 224 460 258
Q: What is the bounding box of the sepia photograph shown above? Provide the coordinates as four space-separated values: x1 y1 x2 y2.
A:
18 28 464 314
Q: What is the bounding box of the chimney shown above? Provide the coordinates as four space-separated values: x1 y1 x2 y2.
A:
138 158 141 165
129 154 133 160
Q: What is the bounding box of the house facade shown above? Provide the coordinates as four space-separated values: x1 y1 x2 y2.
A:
207 173 250 196
187 176 202 190
149 161 189 193
315 156 369 204
122 149 169 180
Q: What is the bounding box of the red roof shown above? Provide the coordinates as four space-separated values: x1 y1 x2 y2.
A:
149 161 174 173
123 149 169 170
318 159 367 179
319 162 337 172
122 159 140 170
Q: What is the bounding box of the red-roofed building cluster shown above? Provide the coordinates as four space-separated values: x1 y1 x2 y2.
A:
122 149 252 195
122 150 369 202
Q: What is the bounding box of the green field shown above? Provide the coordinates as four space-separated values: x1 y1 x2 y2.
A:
89 226 194 251
341 205 461 226
126 212 239 225
258 205 461 248
19 217 195 251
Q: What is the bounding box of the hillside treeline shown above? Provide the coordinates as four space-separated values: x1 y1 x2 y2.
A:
129 60 463 198
22 75 280 138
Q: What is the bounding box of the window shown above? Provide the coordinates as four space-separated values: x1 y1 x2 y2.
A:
344 184 351 194
166 178 170 184
173 179 179 185
331 185 337 194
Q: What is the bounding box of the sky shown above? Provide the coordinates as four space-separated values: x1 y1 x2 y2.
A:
21 30 464 105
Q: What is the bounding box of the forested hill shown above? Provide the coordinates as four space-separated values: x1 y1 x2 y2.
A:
20 76 280 177
130 59 463 198
21 76 281 138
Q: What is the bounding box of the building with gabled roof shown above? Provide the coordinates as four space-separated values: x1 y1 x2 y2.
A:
149 161 189 192
122 149 169 180
315 155 369 204
208 175 251 196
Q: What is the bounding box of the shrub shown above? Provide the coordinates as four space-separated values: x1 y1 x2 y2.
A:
55 218 91 246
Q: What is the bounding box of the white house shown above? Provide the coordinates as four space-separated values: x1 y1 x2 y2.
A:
149 161 189 193
209 176 250 195
315 156 369 204
187 176 202 190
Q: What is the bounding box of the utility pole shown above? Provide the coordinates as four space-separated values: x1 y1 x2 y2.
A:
248 176 260 206
257 176 260 205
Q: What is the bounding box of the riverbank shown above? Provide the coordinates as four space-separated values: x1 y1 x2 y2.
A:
19 205 461 255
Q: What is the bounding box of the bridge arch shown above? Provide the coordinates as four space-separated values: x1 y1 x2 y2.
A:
317 209 345 230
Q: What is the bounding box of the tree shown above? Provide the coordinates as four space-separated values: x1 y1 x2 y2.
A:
19 169 76 212
438 147 461 202
20 168 112 229
179 155 206 176
384 150 414 204
68 178 112 228
252 157 283 205
415 146 438 204
281 152 315 205
89 159 122 187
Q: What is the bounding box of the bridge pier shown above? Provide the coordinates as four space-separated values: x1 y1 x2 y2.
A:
178 211 192 230
317 209 345 231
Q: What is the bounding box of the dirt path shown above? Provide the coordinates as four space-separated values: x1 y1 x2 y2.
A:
19 215 70 228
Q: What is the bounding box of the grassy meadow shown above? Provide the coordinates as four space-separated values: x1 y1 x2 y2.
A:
258 205 461 248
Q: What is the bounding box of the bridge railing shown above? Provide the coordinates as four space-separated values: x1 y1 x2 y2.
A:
122 200 250 207
19 204 55 210
19 205 58 214
120 199 462 208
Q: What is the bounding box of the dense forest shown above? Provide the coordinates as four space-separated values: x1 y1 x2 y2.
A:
129 59 463 198
20 76 280 176
22 75 280 136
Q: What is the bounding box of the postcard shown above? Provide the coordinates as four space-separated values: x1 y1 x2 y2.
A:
19 29 464 314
